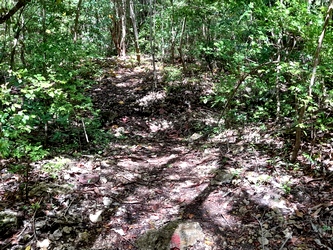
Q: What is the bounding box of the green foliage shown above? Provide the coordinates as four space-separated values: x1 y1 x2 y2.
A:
281 181 291 195
189 0 332 127
163 66 182 82
0 63 103 163
1 0 333 174
42 157 71 178
30 202 41 211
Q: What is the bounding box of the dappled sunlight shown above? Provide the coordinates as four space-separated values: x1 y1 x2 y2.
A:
135 90 167 107
2 0 333 248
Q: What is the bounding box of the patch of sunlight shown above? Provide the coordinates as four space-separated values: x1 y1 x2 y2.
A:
149 118 173 133
136 91 166 107
41 157 72 174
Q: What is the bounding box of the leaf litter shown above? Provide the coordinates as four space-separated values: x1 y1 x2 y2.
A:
0 57 333 250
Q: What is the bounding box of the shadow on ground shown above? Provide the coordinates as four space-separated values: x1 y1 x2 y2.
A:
1 57 333 250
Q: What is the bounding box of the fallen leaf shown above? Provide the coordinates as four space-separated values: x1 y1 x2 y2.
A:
93 186 100 194
187 213 195 219
37 239 50 250
112 228 125 236
311 207 322 218
258 237 269 245
295 210 304 218
205 240 214 246
89 210 103 223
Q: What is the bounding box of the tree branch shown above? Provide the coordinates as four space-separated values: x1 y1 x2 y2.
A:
0 0 31 24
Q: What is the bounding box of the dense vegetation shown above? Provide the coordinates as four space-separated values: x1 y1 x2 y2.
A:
1 0 333 249
1 0 333 175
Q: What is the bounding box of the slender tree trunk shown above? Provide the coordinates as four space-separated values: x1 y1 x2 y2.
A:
178 17 187 72
129 0 140 63
161 21 165 61
170 0 176 63
0 0 31 24
275 37 282 122
10 9 25 69
19 14 26 67
149 0 157 87
0 21 9 63
120 0 126 57
73 0 83 43
20 40 26 66
10 30 19 69
42 0 47 74
290 0 333 162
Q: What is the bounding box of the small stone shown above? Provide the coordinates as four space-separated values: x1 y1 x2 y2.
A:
63 173 71 180
103 197 112 207
89 210 103 223
100 176 108 184
35 220 46 230
63 226 72 234
258 237 269 245
112 228 125 236
79 231 90 242
37 238 51 249
52 229 63 240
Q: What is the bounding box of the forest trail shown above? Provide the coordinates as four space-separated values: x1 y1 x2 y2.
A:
1 58 332 250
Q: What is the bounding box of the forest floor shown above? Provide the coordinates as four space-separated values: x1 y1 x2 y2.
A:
1 57 333 250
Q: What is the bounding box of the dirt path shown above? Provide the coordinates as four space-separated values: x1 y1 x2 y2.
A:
1 58 332 250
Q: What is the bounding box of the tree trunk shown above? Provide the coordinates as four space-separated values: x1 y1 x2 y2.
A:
41 0 47 75
178 17 187 72
0 0 31 24
73 0 83 43
111 0 127 57
129 0 140 63
275 37 282 122
0 21 9 63
170 0 176 64
10 9 24 69
120 0 126 57
149 0 157 87
10 29 19 69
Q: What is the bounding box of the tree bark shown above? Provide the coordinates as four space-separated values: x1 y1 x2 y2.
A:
10 8 25 69
149 0 157 87
129 0 140 63
0 21 9 63
111 0 127 57
73 0 83 43
120 0 126 57
170 0 175 64
41 0 47 75
0 0 31 24
178 17 187 72
275 37 282 122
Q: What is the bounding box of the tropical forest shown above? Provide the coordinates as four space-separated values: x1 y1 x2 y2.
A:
1 0 333 249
